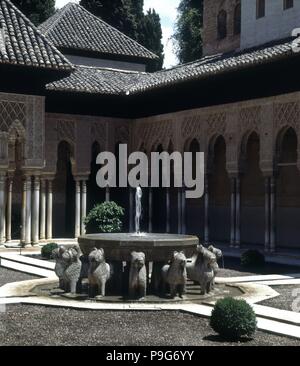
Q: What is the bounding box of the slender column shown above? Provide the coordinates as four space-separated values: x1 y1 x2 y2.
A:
75 180 81 238
105 186 110 202
0 174 6 245
148 187 153 233
39 179 46 242
270 177 276 253
6 175 13 242
20 178 26 244
81 180 87 235
230 177 236 247
32 176 40 245
181 186 186 235
235 176 241 248
264 177 270 252
129 187 134 232
25 176 32 246
204 175 209 244
166 188 170 233
177 187 182 234
46 180 53 240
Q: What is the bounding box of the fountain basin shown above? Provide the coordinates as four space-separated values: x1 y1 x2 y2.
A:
78 233 199 262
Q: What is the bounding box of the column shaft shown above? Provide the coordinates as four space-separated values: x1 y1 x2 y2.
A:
230 178 236 247
75 180 81 238
46 180 53 240
235 176 241 248
264 177 270 252
204 175 209 244
32 176 40 245
25 176 32 246
270 177 276 253
148 188 153 233
181 187 186 235
6 176 13 242
81 180 87 235
21 179 26 244
129 187 134 233
0 175 6 245
166 188 170 233
177 187 182 234
39 179 46 241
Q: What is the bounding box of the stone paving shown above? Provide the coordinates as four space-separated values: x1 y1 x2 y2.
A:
0 252 299 340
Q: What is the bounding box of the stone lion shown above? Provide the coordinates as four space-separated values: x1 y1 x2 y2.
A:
62 246 82 294
51 245 67 290
161 251 187 298
208 245 223 289
187 245 216 295
88 248 111 298
129 251 147 299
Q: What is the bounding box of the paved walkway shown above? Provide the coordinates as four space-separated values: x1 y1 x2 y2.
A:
0 253 299 340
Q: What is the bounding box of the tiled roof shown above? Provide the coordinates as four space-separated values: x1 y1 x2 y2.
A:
39 2 158 62
47 65 146 95
0 0 73 70
47 37 300 96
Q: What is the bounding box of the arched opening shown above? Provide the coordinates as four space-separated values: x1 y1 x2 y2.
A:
233 3 241 35
185 139 204 236
217 10 227 40
87 141 105 212
53 141 75 238
240 132 265 245
209 136 230 242
277 127 300 248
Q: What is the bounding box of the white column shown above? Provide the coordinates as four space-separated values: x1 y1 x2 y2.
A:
129 187 134 233
105 186 110 202
20 178 26 244
264 177 270 252
181 187 186 235
230 177 236 247
81 180 87 235
177 187 182 234
0 174 6 246
46 180 53 240
166 188 170 233
25 175 32 246
6 175 13 242
39 179 46 242
75 180 81 238
270 177 276 253
148 187 153 233
32 176 40 245
235 176 241 248
204 175 209 244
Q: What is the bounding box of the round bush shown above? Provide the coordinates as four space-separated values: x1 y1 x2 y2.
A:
41 243 58 259
84 201 125 234
210 297 257 340
241 250 265 268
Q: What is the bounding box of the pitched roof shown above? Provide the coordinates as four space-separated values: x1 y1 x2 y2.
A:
47 65 146 95
0 0 73 70
39 2 158 62
47 37 300 96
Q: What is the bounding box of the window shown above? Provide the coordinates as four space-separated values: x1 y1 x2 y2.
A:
233 3 241 35
217 10 227 40
284 0 294 10
256 0 265 19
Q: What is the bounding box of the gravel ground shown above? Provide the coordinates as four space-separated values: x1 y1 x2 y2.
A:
0 267 38 287
259 285 300 311
0 306 299 346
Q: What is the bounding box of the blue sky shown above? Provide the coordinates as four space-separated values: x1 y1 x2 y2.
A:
56 0 180 68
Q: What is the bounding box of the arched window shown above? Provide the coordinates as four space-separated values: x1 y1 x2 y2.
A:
233 3 241 35
256 0 265 19
217 10 227 40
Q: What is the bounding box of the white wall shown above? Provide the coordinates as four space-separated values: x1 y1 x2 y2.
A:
241 0 300 49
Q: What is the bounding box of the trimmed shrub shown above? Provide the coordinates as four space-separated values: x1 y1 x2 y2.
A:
41 243 58 259
210 297 257 341
241 250 265 268
84 201 125 234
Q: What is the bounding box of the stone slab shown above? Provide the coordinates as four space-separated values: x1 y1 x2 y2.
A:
0 259 56 278
0 253 55 270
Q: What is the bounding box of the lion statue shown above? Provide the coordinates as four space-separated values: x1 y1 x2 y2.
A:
161 251 187 298
51 245 67 290
208 245 223 289
187 244 216 295
128 251 147 299
88 248 111 298
62 246 82 294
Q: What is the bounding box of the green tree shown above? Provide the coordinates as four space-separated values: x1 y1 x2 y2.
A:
11 0 55 25
173 0 203 64
80 0 164 70
140 9 164 71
